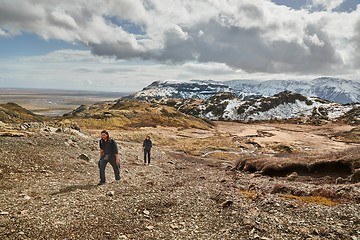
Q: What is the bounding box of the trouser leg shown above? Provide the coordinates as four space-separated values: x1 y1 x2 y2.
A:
109 158 121 180
147 150 151 164
98 158 107 183
144 150 147 164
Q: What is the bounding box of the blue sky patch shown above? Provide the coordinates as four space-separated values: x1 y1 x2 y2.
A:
0 33 88 58
104 16 146 35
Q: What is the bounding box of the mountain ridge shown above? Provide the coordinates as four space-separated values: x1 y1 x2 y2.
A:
133 77 360 104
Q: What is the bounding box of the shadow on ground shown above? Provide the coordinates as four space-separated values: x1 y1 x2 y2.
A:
50 184 98 195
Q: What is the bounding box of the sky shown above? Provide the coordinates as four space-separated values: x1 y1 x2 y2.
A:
0 0 360 93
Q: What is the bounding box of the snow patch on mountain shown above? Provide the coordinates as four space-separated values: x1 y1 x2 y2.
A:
163 91 359 123
133 80 233 100
224 77 360 104
133 77 360 104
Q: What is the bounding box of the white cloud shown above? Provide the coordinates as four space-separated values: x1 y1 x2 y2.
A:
0 0 359 89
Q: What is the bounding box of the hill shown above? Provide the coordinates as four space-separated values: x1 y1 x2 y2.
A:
157 91 359 124
0 121 359 239
0 95 359 239
0 102 45 123
63 99 211 130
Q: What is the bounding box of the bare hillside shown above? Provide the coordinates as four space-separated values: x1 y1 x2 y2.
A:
0 121 359 239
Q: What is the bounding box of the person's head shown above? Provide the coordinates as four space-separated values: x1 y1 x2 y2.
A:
146 135 150 140
101 130 110 141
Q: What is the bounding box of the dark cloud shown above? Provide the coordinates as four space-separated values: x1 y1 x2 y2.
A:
0 0 41 34
90 40 144 59
353 18 360 67
150 17 342 75
0 0 358 78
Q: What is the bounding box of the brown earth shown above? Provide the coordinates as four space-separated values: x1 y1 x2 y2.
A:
0 120 359 239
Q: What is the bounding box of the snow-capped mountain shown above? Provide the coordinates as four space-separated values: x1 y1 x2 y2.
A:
224 77 360 104
133 80 233 100
158 91 359 123
133 77 360 104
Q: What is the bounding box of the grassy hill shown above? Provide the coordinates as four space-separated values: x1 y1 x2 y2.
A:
0 102 45 123
62 98 212 130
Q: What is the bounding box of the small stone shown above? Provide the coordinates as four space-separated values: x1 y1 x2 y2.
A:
335 177 347 184
18 231 25 235
0 211 9 215
146 226 154 230
118 235 128 240
287 172 298 180
351 169 360 183
143 210 150 215
23 195 31 200
243 219 252 225
170 224 179 229
108 191 115 196
78 153 90 161
221 200 233 208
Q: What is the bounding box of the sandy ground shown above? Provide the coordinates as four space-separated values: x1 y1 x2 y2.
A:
213 122 356 153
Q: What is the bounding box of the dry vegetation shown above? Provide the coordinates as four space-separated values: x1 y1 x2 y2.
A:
0 99 359 239
0 103 46 123
62 99 211 130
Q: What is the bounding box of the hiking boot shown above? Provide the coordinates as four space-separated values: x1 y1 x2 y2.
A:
97 182 105 186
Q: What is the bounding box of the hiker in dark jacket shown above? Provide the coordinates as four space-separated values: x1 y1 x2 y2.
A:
143 135 152 165
98 130 120 185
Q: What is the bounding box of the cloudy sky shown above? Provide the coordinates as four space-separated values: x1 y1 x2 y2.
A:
0 0 359 92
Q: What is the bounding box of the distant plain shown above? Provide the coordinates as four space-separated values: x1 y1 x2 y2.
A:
0 88 131 116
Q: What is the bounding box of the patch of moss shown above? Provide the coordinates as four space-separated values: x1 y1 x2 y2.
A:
280 194 336 206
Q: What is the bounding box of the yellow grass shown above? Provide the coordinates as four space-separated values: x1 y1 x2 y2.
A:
174 132 240 156
239 190 256 199
279 194 336 206
204 151 240 160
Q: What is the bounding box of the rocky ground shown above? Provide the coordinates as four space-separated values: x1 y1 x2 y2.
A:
0 123 359 240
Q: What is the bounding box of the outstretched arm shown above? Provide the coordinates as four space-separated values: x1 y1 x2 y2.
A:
115 153 119 166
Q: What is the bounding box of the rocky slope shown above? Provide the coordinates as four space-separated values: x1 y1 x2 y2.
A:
158 91 360 123
0 95 359 239
0 125 359 240
0 103 45 123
